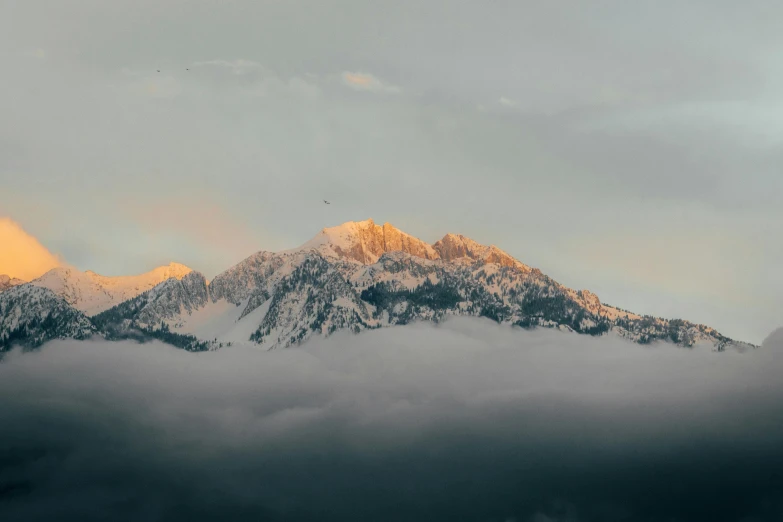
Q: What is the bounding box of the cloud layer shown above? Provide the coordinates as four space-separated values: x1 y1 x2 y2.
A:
341 72 401 94
0 218 62 281
1 318 782 521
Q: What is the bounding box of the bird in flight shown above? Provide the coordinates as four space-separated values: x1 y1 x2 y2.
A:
323 200 330 205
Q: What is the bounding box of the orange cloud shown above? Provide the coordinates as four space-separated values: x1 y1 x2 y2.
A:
115 197 276 277
341 71 400 93
343 73 373 86
0 217 63 281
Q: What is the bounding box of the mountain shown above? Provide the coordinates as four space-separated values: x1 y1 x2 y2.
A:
293 219 528 270
90 219 754 352
0 275 25 293
30 262 193 316
91 271 213 352
433 233 531 271
293 219 440 264
0 284 96 352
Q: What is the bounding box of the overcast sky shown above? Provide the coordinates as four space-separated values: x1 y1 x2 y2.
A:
1 0 780 344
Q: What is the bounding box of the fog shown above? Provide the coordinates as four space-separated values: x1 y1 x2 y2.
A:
2 318 783 521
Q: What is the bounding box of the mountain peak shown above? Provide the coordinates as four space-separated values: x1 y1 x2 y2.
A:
0 274 25 293
151 262 193 280
296 219 439 264
433 232 531 271
291 219 533 271
29 262 195 316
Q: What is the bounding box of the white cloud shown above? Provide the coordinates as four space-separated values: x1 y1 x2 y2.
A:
287 76 321 98
341 71 401 94
193 58 266 75
127 75 183 99
499 96 519 107
22 48 47 60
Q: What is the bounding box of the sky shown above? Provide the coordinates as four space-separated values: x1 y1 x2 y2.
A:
0 0 780 344
1 319 783 521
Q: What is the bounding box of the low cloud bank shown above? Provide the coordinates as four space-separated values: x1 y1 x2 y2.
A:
1 317 783 522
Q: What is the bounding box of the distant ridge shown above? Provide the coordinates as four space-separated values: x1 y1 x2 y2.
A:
30 262 193 316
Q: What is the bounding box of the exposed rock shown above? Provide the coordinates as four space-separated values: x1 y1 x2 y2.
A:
298 219 440 264
433 233 530 271
0 274 25 293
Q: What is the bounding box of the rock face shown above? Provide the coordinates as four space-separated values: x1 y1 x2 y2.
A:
0 284 96 351
297 219 440 264
209 252 284 305
432 233 530 271
136 271 209 325
296 220 528 272
0 275 25 293
92 271 209 328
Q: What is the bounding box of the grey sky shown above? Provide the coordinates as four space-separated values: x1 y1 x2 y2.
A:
0 0 780 343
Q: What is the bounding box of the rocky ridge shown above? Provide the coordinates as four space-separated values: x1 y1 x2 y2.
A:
0 284 96 351
0 275 25 293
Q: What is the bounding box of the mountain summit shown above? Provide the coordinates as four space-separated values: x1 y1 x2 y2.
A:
0 275 25 293
294 219 529 272
295 219 440 264
30 262 193 316
433 233 531 271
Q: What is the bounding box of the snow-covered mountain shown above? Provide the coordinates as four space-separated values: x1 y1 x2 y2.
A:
0 284 96 351
0 275 25 293
88 219 754 352
30 262 193 316
293 219 441 264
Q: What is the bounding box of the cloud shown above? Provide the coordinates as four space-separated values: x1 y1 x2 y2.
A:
1 317 782 521
127 75 183 99
499 96 519 107
0 217 63 281
246 74 322 99
561 227 760 304
23 48 46 60
341 71 401 94
192 59 266 75
116 196 269 279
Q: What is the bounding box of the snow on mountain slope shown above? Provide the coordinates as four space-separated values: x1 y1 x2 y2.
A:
172 297 272 346
0 284 96 351
30 262 193 316
0 275 25 293
208 251 285 305
92 271 209 326
98 251 372 348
